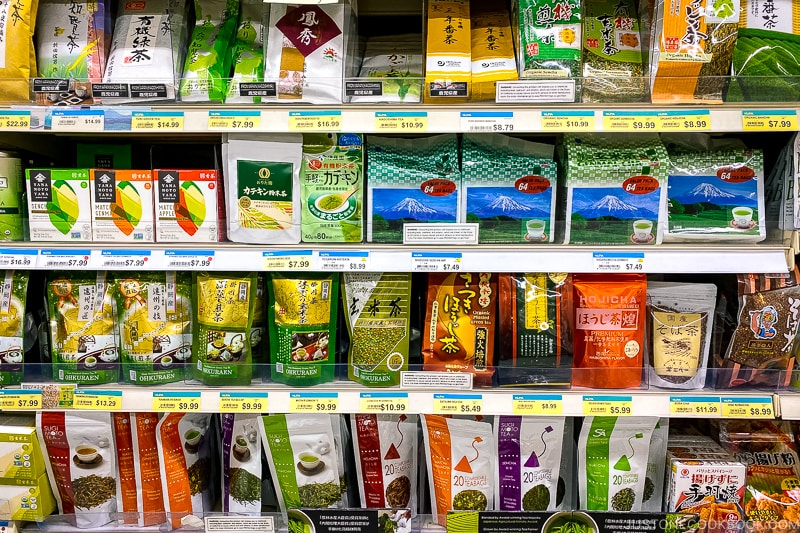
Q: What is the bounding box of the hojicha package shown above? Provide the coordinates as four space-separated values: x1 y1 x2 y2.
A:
470 6 517 101
47 271 119 385
0 271 29 386
425 0 471 101
572 274 646 389
193 272 257 386
498 273 573 387
0 0 39 102
268 273 339 386
114 272 192 385
424 273 497 387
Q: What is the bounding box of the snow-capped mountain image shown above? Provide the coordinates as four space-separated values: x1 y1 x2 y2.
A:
466 187 552 218
672 182 754 206
372 188 457 222
575 194 658 220
389 198 437 216
669 177 758 208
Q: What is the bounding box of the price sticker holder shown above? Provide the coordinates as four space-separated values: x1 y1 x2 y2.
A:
318 251 369 272
411 252 463 273
513 394 563 415
0 389 41 410
541 110 595 132
262 250 313 271
51 109 104 132
460 111 514 133
433 393 483 415
288 111 342 132
290 392 339 413
208 110 261 131
164 250 214 270
152 391 201 412
593 252 645 273
670 396 720 417
0 110 31 131
131 111 184 132
657 110 711 131
375 111 428 132
721 396 775 419
0 249 38 268
742 110 798 131
359 392 409 414
100 249 151 269
602 111 658 131
219 392 268 413
74 389 122 410
38 249 92 269
583 395 633 416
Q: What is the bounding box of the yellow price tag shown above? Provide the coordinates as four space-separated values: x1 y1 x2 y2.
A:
603 111 657 132
0 390 41 410
288 111 342 132
375 112 428 132
657 111 711 131
262 251 313 271
433 394 482 415
742 110 798 131
0 112 30 131
74 390 122 410
152 392 201 412
721 397 774 419
583 396 633 416
219 392 268 413
513 395 563 416
541 111 595 132
131 112 184 132
359 393 409 414
290 393 338 413
669 396 720 416
208 111 261 130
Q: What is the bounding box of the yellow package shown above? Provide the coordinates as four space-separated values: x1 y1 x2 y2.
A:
470 8 517 101
425 0 471 102
0 0 39 102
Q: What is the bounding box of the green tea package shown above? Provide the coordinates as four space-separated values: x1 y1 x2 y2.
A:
578 416 658 511
343 273 411 387
351 34 423 104
114 272 192 385
250 274 267 369
0 271 29 385
225 0 266 104
193 272 257 386
223 134 303 245
643 418 669 512
267 273 339 386
47 272 119 384
301 133 364 243
222 413 261 514
179 0 239 102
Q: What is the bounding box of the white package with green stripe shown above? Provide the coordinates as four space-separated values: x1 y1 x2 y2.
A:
461 134 557 244
578 416 658 511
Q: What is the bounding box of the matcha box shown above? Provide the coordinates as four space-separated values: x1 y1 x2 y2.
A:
0 415 46 480
26 169 91 242
90 170 155 242
0 473 56 521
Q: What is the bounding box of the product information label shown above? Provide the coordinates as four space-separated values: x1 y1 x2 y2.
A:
433 393 482 415
742 110 798 131
51 110 104 132
721 396 774 419
593 252 645 272
0 249 37 268
411 251 463 272
152 391 201 412
219 392 268 413
38 250 91 269
0 111 31 131
208 111 261 131
99 250 150 269
164 250 214 269
512 394 563 415
374 111 427 132
205 517 274 533
288 111 342 132
541 110 595 131
405 224 479 245
0 390 41 410
669 396 720 416
262 250 313 271
73 389 122 410
583 395 633 416
317 251 369 272
359 392 408 413
460 111 515 133
289 392 338 413
131 111 184 132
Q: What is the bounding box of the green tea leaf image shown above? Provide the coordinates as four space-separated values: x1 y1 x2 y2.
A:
47 180 79 235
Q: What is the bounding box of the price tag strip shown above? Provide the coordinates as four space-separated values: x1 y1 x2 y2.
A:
657 110 711 131
433 393 483 415
411 252 463 272
219 392 268 413
593 252 645 273
721 396 775 419
359 392 409 414
602 111 658 131
513 394 563 415
51 109 104 132
0 110 31 131
100 249 150 269
375 112 428 132
288 111 342 132
262 250 313 271
0 390 41 410
583 395 633 416
164 250 214 269
38 249 91 269
742 110 798 131
317 251 369 272
0 249 37 268
290 392 339 413
152 391 201 412
541 110 595 132
131 111 184 132
460 111 514 133
73 389 122 410
670 396 720 417
208 110 261 131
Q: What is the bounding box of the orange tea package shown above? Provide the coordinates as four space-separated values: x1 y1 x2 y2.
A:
572 274 646 388
423 273 496 387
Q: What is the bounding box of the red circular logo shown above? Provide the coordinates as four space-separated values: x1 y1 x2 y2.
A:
515 175 550 194
622 175 659 195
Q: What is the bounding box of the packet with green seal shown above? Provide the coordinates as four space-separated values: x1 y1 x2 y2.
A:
0 270 29 385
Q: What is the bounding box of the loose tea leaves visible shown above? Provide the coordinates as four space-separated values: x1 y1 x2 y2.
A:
221 413 261 514
72 475 116 509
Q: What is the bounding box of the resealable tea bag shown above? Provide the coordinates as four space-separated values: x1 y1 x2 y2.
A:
0 270 29 386
351 34 422 104
132 413 166 527
225 0 265 104
222 413 261 514
0 0 39 102
425 0 471 101
470 6 517 101
642 418 669 512
113 413 138 525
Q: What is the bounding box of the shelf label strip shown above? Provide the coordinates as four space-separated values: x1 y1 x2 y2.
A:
290 392 339 413
433 393 483 415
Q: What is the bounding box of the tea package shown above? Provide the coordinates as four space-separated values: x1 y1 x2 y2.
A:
422 414 495 525
0 271 28 386
222 413 261 514
425 0 471 101
90 169 155 242
47 271 119 385
352 414 418 512
114 272 192 385
582 0 646 103
0 0 39 102
267 273 339 386
193 272 257 386
367 134 461 243
578 416 658 511
179 0 239 103
557 419 575 511
495 416 565 511
113 413 138 525
37 412 117 529
563 134 669 245
498 273 573 387
572 274 647 389
225 0 265 104
0 153 24 242
471 7 517 101
351 34 423 104
301 133 364 243
424 273 497 387
155 168 225 243
224 133 303 245
343 272 411 387
132 413 166 527
650 0 740 104
250 273 267 369
26 168 92 242
260 414 344 511
461 134 557 244
642 418 669 512
647 282 717 390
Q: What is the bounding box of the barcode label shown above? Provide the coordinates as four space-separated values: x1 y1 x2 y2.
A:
166 272 176 313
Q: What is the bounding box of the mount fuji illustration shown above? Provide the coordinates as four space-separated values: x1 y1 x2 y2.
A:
576 195 657 220
472 195 550 219
384 197 452 221
672 183 754 206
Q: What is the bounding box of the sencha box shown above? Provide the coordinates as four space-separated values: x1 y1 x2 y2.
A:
26 169 91 242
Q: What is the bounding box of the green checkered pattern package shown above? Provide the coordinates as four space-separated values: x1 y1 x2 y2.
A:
462 134 557 185
366 134 461 185
565 133 670 186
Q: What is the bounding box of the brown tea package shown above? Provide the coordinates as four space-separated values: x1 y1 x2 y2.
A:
721 267 800 389
423 273 496 387
572 274 647 389
498 273 573 387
